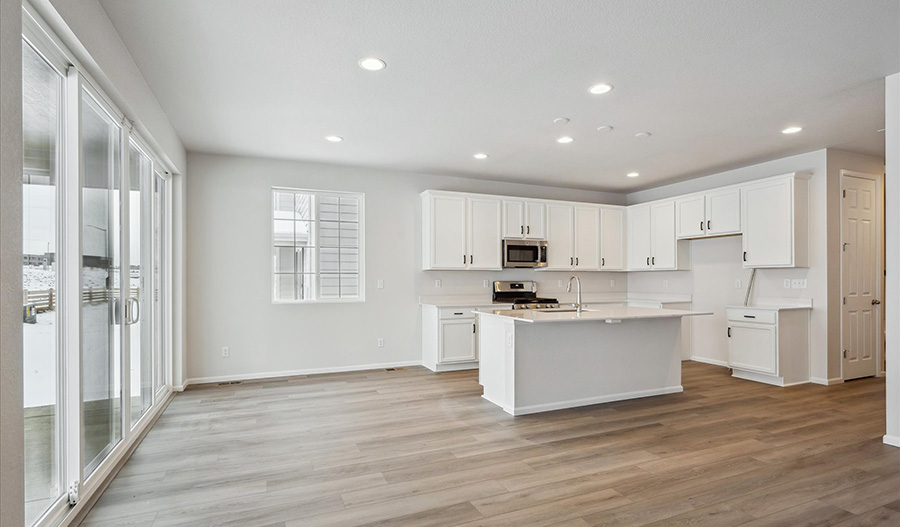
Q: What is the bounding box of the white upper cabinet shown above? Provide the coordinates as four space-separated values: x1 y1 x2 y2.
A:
503 200 546 239
424 192 467 269
628 200 690 271
525 201 546 239
600 207 626 270
675 195 706 238
573 205 601 270
651 201 677 269
422 191 501 270
545 203 575 269
676 187 741 239
741 173 809 268
705 188 741 236
627 205 652 270
467 197 502 270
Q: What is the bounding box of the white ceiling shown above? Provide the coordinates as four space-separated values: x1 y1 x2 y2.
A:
98 0 899 191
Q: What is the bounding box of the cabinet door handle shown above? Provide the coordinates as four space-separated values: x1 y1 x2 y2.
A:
700 220 704 231
707 220 711 231
469 255 473 264
601 257 605 267
463 254 466 264
526 225 530 235
570 257 574 265
473 323 476 334
521 225 524 235
646 257 650 266
727 327 731 338
743 251 747 262
652 256 656 265
576 257 579 266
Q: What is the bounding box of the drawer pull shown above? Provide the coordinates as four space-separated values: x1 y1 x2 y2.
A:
743 315 756 319
454 312 464 315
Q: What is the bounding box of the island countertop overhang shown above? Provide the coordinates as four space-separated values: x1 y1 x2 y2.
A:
475 305 712 323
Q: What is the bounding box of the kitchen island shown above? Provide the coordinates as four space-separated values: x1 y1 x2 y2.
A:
476 306 710 415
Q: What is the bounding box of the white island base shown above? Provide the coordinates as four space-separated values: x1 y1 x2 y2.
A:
477 307 706 416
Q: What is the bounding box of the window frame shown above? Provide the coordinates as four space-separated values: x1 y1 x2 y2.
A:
271 187 366 304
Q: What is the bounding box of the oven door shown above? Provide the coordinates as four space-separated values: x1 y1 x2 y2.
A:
503 240 547 268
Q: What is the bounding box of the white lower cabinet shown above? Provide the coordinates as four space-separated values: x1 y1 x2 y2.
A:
422 305 496 372
726 307 810 386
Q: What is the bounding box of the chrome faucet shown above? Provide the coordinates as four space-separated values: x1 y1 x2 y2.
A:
567 275 583 313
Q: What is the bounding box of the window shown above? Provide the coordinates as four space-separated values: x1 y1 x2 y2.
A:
272 188 365 302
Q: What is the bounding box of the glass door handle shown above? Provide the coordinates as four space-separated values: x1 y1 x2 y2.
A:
126 297 140 325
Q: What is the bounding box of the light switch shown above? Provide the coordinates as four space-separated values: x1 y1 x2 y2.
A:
610 279 616 287
435 279 442 288
784 279 791 289
376 279 384 289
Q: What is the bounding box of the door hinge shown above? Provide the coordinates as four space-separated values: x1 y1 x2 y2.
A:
68 480 80 505
843 297 847 305
843 349 848 359
842 189 846 198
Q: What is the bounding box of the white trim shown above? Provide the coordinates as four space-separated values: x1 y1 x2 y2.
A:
497 386 684 416
183 361 422 387
427 362 479 373
810 376 844 386
884 434 900 448
690 356 729 367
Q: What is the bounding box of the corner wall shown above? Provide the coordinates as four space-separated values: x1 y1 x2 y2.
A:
886 72 899 447
0 0 24 524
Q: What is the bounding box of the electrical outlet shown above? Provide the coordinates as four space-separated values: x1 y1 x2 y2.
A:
483 279 489 288
435 279 442 288
376 279 384 289
377 338 384 348
792 279 807 289
610 279 616 287
558 279 563 288
505 332 513 347
735 279 742 289
663 279 669 288
221 346 230 358
784 279 792 289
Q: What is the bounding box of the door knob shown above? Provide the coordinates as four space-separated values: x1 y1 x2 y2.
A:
872 299 881 305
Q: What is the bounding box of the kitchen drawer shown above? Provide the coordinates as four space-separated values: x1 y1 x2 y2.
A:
727 308 776 325
439 307 477 319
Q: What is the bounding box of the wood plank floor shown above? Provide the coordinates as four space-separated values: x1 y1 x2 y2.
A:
79 362 900 527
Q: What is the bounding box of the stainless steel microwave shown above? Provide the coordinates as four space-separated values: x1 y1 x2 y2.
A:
503 240 548 268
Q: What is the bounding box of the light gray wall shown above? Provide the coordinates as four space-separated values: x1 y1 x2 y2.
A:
886 72 899 446
0 0 24 523
185 152 628 381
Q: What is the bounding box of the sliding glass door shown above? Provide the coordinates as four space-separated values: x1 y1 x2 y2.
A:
128 141 153 426
153 172 168 393
80 89 122 478
22 38 64 527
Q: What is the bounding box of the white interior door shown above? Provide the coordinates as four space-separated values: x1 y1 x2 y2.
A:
467 197 502 270
675 195 705 238
430 194 467 269
573 205 601 269
841 174 880 380
546 203 574 269
600 207 625 270
502 200 524 239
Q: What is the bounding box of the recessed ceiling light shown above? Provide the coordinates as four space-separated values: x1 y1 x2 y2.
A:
589 83 613 95
627 172 640 178
596 125 614 132
782 126 803 134
553 117 570 124
635 132 651 138
324 135 343 142
473 153 489 159
557 136 574 144
358 57 386 71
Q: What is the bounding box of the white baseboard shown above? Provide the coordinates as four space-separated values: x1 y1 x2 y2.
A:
429 362 479 373
690 356 729 367
884 435 900 448
184 360 422 387
810 376 844 386
506 386 684 416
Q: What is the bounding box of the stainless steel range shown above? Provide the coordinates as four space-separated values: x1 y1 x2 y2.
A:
493 281 560 310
